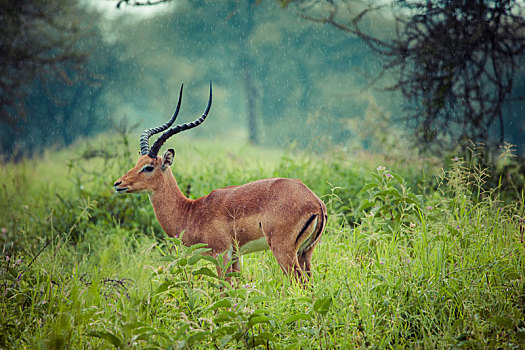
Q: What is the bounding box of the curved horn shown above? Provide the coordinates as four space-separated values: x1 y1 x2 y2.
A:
139 84 184 155
148 82 212 159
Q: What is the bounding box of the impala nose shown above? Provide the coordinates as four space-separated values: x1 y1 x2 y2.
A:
114 180 122 187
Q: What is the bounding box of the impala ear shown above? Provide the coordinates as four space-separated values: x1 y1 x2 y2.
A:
162 149 174 170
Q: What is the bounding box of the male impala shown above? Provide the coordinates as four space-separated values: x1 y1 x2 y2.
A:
113 83 327 281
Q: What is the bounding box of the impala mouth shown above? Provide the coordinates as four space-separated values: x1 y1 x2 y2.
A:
114 186 128 194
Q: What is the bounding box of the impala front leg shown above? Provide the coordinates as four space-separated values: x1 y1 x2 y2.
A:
213 245 241 281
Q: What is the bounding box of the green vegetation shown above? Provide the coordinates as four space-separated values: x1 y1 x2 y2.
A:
1 134 524 349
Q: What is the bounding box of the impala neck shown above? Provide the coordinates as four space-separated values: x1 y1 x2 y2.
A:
148 168 191 238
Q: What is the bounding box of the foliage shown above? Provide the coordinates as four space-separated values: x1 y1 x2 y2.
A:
0 0 87 124
358 166 422 236
1 135 524 348
0 0 131 158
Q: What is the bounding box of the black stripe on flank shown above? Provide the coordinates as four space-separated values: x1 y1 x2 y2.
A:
295 214 317 245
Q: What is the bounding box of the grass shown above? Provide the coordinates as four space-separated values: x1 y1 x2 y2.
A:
1 132 524 349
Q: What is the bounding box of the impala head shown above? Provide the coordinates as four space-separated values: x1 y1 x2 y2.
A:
113 83 212 194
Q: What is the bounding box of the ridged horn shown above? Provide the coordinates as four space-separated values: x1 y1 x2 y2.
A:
139 84 184 156
148 82 212 159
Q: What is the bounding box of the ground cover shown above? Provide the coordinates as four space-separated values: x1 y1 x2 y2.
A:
1 134 523 348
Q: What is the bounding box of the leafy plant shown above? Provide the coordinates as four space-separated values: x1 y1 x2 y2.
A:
358 166 422 236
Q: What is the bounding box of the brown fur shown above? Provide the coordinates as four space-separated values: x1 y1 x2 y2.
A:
114 151 327 282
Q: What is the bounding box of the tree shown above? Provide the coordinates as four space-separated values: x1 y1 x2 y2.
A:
228 1 260 144
0 0 111 157
0 0 89 125
108 0 383 150
287 0 525 153
116 0 262 144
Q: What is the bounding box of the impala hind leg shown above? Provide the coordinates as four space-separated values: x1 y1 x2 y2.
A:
231 257 241 273
271 246 305 282
297 248 314 279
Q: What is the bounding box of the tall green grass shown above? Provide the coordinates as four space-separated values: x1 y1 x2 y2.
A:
1 133 523 348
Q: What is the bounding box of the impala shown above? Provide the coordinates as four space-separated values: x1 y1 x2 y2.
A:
113 83 327 281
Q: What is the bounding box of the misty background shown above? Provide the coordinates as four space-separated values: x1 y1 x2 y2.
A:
1 0 524 158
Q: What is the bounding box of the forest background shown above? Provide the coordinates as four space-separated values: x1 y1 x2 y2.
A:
2 0 524 159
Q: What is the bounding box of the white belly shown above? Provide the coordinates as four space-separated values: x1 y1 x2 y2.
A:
239 237 270 255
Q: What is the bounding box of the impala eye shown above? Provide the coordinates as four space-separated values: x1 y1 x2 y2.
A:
140 165 155 173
